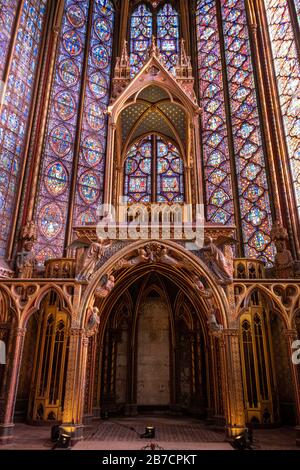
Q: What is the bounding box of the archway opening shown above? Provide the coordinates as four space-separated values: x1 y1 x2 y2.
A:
87 269 220 420
239 289 297 426
15 291 70 424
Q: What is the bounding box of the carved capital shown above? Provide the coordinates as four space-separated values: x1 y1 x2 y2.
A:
13 327 26 338
69 328 85 337
283 329 298 341
223 328 239 337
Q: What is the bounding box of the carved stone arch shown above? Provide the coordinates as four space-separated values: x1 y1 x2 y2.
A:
124 126 185 161
175 291 194 331
0 286 19 325
292 308 300 332
111 291 133 330
21 285 73 329
235 284 289 328
80 240 229 329
105 40 201 208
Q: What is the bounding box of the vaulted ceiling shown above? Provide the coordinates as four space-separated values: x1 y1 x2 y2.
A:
120 85 187 154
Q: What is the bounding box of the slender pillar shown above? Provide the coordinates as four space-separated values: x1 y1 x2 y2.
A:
222 329 246 438
104 121 117 207
179 0 191 55
284 330 300 446
0 327 26 444
60 328 88 443
118 0 130 56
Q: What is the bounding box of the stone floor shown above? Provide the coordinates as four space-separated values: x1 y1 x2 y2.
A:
0 416 299 451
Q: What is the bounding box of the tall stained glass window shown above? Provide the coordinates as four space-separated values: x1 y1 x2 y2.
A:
264 0 300 215
34 0 115 263
221 0 274 264
157 3 179 74
124 135 184 204
0 0 47 256
130 3 179 76
130 4 152 77
196 0 274 263
74 0 115 225
0 1 19 78
196 0 235 225
35 0 89 263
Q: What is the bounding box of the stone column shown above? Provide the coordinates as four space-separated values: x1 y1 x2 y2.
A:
84 335 97 420
60 328 88 444
0 327 26 444
118 0 130 56
284 329 300 446
222 329 246 438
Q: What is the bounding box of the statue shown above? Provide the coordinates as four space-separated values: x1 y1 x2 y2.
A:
114 248 150 271
95 274 115 298
200 237 236 285
16 221 37 278
114 245 190 272
207 311 223 332
128 248 149 266
69 237 112 280
86 306 100 337
269 221 300 278
192 274 213 298
158 247 181 267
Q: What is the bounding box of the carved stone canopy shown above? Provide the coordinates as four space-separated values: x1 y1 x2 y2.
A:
111 37 199 108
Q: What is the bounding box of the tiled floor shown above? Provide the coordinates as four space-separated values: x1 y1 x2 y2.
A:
0 417 299 451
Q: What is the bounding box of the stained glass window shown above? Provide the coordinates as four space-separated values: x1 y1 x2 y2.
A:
130 3 179 76
124 137 152 204
74 0 115 226
124 135 184 204
196 0 235 225
0 0 47 256
0 1 19 78
34 0 89 262
157 139 184 203
157 3 180 74
264 0 300 215
130 4 152 77
34 0 115 263
221 0 274 264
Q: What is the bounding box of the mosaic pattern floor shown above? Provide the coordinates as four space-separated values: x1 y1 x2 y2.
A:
83 418 225 443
